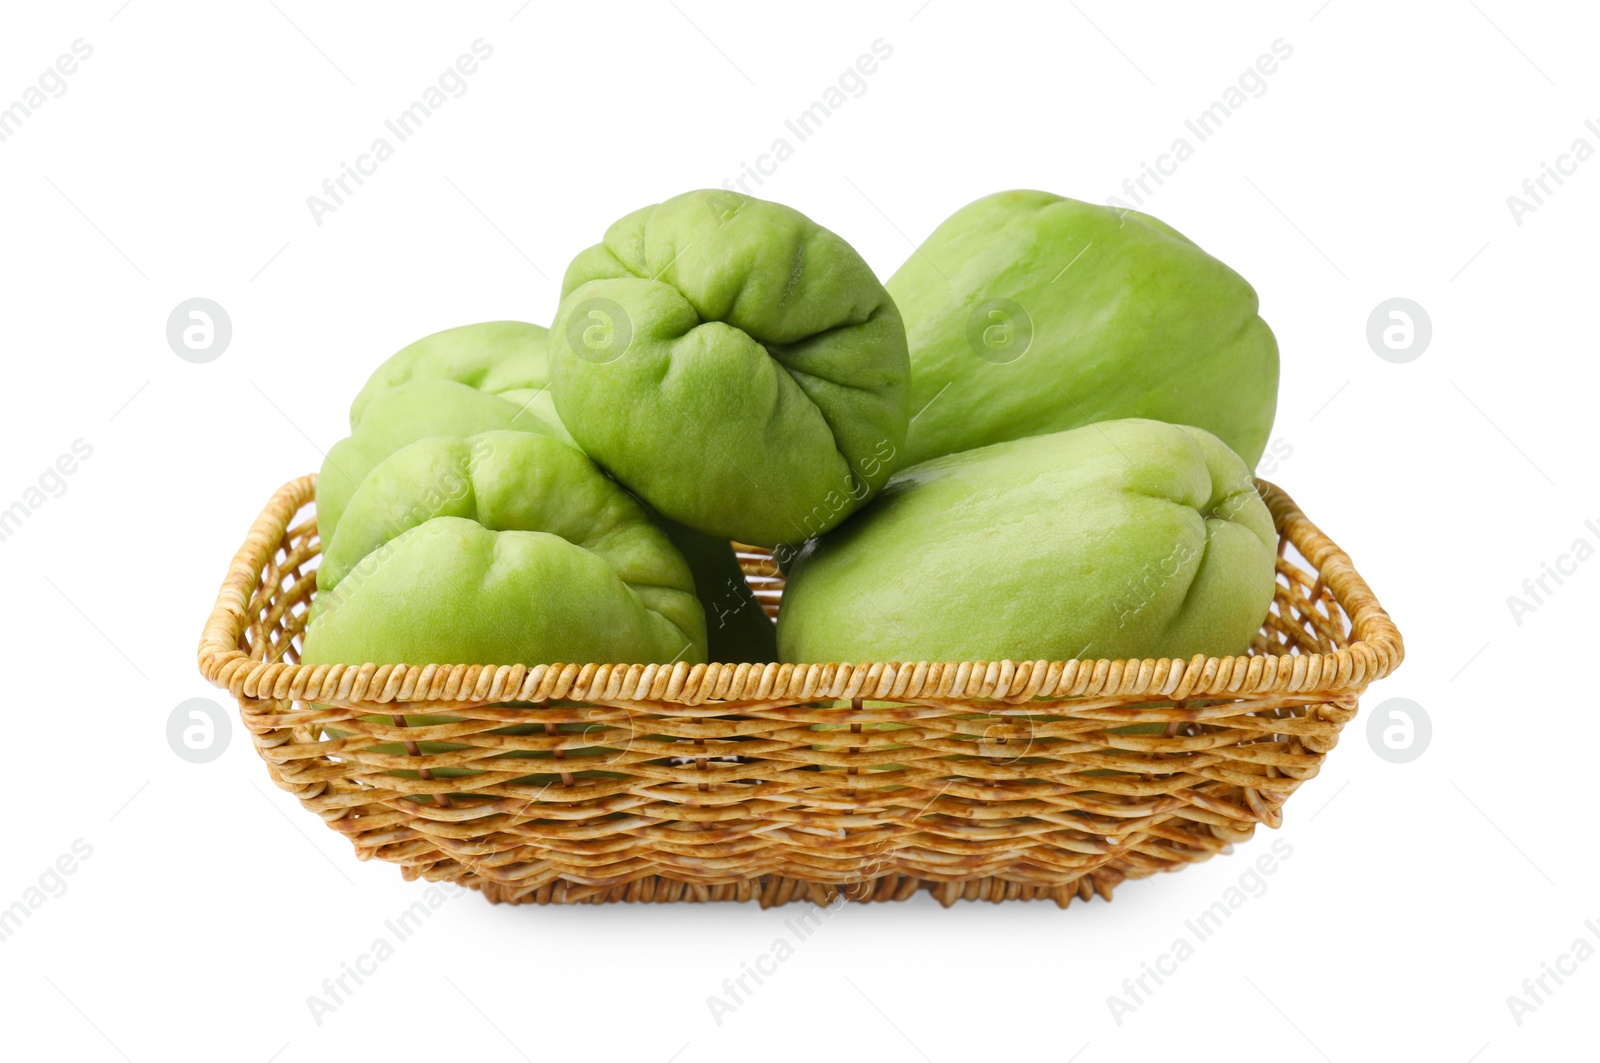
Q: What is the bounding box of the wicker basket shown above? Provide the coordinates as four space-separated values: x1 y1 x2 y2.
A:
197 475 1402 909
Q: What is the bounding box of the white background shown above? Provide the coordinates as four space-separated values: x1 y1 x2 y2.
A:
1 1 1594 1059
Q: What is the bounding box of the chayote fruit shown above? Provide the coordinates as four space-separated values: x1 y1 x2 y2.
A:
347 320 569 443
887 190 1279 467
323 318 772 661
548 189 911 547
306 430 705 667
316 378 565 550
776 418 1278 664
656 516 777 664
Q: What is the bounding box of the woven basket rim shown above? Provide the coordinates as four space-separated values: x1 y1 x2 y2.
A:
197 474 1403 707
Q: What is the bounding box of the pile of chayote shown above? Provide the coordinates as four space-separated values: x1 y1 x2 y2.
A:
302 188 1281 672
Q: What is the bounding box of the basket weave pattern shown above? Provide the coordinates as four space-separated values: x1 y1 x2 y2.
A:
199 475 1402 908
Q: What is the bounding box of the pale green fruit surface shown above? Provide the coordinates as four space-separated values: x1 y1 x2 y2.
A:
347 320 569 442
307 431 704 667
776 419 1278 664
888 190 1278 467
656 516 777 664
316 378 565 549
549 189 909 546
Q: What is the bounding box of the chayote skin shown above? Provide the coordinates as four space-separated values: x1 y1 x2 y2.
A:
776 418 1279 664
548 189 911 547
887 190 1279 467
325 327 773 661
306 431 706 667
347 320 569 443
316 378 565 550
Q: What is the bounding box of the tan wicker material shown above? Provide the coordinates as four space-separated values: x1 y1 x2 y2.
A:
198 475 1402 908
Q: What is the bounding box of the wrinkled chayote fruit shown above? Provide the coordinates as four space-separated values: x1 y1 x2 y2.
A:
347 320 569 443
316 378 564 549
776 418 1278 664
324 319 774 662
306 430 706 667
887 190 1279 467
548 189 910 547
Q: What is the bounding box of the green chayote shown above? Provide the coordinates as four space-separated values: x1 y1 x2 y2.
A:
321 318 776 663
316 378 564 549
887 190 1279 467
347 320 569 443
656 516 777 664
776 418 1278 664
548 189 910 547
306 430 705 667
